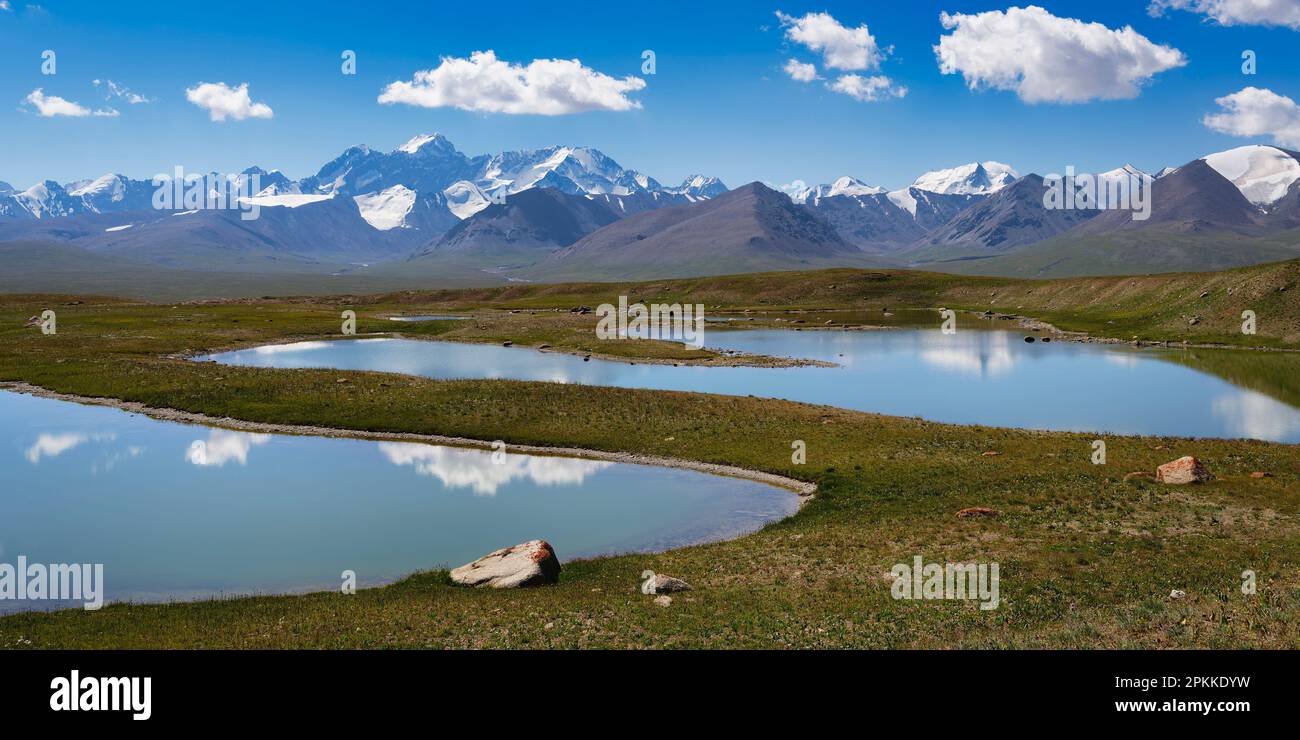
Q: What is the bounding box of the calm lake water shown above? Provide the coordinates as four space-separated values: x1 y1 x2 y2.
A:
202 330 1300 443
0 390 796 613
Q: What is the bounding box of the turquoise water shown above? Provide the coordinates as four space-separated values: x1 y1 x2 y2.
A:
0 390 796 612
202 330 1300 442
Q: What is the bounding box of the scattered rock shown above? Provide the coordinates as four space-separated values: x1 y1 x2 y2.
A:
1199 291 1210 299
537 343 551 350
502 340 513 347
653 595 673 607
1123 471 1156 483
1249 471 1273 479
1041 337 1051 343
981 451 1002 457
1156 456 1215 485
449 539 561 589
23 316 41 327
1024 336 1036 343
644 574 692 594
957 507 999 518
335 378 350 384
1169 589 1186 600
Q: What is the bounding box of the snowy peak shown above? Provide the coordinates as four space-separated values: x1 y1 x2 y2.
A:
783 176 886 205
827 176 886 197
667 174 728 198
1201 145 1300 207
1098 164 1149 179
396 133 456 156
68 173 127 200
912 161 1018 195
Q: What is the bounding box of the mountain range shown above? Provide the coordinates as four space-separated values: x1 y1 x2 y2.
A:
4 134 1300 285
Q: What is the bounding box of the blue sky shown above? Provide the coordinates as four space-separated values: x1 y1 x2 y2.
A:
2 0 1299 190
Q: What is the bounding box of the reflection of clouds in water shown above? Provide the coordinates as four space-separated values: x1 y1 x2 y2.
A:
186 430 271 466
245 338 397 353
1211 392 1300 442
1102 352 1140 369
92 445 145 474
917 333 1015 378
25 432 116 464
378 442 613 496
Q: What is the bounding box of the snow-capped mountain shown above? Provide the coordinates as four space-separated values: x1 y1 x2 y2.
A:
911 162 1018 195
1093 164 1150 208
0 134 728 236
0 181 89 219
1200 145 1300 210
785 176 887 205
666 175 730 199
66 173 156 213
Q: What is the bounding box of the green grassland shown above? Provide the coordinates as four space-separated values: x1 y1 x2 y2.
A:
0 263 1298 649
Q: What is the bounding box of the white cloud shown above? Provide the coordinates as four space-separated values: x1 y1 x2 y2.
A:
94 79 153 104
1149 0 1300 30
377 50 646 115
827 74 907 102
0 2 11 11
185 81 273 121
1203 86 1300 148
934 6 1187 104
777 179 810 196
776 11 885 71
23 88 118 117
783 59 819 82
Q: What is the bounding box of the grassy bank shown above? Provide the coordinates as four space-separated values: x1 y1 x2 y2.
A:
0 279 1298 648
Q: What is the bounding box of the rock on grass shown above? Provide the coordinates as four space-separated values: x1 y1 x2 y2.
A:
450 540 560 588
1156 456 1214 484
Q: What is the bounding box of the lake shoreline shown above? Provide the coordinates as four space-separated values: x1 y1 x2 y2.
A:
0 380 818 499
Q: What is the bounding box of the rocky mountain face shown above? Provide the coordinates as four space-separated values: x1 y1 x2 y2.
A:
527 182 881 280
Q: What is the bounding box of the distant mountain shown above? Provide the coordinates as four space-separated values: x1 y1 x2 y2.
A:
0 180 90 219
923 146 1300 278
0 134 727 271
526 182 883 281
903 174 1100 263
911 161 1018 195
666 175 728 199
410 188 621 268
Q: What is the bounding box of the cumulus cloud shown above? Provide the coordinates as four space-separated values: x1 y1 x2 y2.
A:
23 89 118 117
776 10 885 71
1149 0 1300 30
185 81 273 121
0 2 11 11
934 6 1187 104
377 50 646 115
827 74 907 101
1203 86 1300 148
783 59 819 82
94 79 153 104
